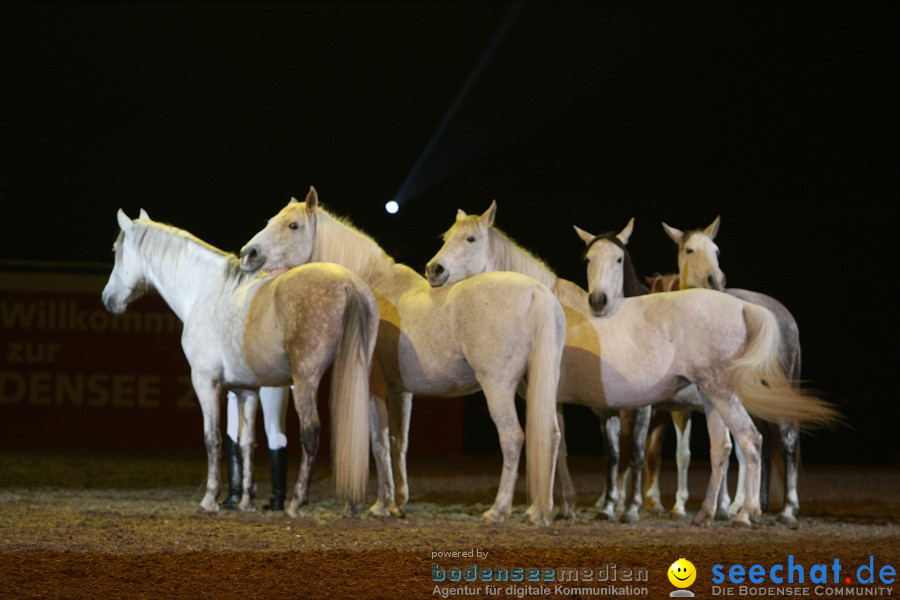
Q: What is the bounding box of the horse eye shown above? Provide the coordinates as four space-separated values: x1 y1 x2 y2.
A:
288 222 299 230
685 248 694 254
466 236 476 243
617 257 623 263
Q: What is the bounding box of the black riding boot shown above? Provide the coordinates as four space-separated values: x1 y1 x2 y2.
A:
263 447 288 511
219 436 242 510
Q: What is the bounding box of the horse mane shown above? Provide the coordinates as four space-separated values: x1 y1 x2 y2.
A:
312 207 395 282
486 227 559 290
131 220 246 289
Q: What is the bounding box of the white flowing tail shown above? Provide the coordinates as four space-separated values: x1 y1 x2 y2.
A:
727 303 840 428
330 280 377 505
525 289 565 522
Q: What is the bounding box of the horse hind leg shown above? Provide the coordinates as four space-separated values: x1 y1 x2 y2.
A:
693 407 732 526
554 406 578 520
367 393 395 517
286 379 322 518
387 389 413 515
776 420 801 527
703 390 764 527
480 381 524 525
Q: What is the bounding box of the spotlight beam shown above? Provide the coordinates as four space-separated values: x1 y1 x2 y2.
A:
392 0 526 206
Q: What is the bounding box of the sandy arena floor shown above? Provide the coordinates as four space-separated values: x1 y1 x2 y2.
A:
0 450 896 599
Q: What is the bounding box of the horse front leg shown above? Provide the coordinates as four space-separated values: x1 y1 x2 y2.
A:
620 406 651 523
287 381 321 518
671 410 693 517
592 412 620 521
387 389 412 514
191 372 222 513
235 389 259 511
642 410 669 514
368 393 397 517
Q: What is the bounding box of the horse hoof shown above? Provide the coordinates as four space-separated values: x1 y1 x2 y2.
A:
481 510 505 525
344 504 362 518
645 503 665 515
390 504 406 518
619 511 640 524
670 509 688 520
368 502 390 517
731 515 752 528
692 512 713 527
777 513 799 528
530 513 550 527
555 509 575 521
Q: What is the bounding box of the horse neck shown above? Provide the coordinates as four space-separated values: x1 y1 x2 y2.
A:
311 211 408 292
487 228 559 290
551 278 590 312
136 222 243 320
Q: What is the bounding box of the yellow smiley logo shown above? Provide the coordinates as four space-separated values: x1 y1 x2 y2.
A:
668 558 697 588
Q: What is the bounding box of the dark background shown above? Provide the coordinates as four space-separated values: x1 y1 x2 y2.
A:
1 2 897 463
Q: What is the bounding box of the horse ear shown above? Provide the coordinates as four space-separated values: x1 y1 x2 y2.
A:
305 186 319 213
479 200 497 228
456 209 467 221
139 208 150 221
617 217 635 245
662 222 683 244
289 197 299 205
704 215 721 239
573 225 595 245
117 209 134 233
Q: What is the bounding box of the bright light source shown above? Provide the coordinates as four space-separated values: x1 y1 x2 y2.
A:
385 200 399 214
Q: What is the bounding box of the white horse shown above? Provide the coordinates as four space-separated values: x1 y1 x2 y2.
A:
569 220 719 520
424 201 838 526
430 210 656 522
658 216 803 524
101 209 377 516
239 188 565 525
574 220 742 520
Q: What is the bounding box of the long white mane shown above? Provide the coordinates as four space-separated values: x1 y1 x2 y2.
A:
311 208 396 283
486 227 586 308
128 220 247 292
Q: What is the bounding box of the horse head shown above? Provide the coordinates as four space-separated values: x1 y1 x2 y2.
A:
425 200 497 287
240 187 318 274
101 209 151 314
574 218 635 317
662 216 726 291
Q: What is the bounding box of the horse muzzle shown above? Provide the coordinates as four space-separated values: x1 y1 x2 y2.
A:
240 245 266 273
425 261 449 287
588 291 609 317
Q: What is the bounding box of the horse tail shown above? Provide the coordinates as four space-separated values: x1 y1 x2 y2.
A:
524 288 565 523
726 302 840 429
330 278 377 506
